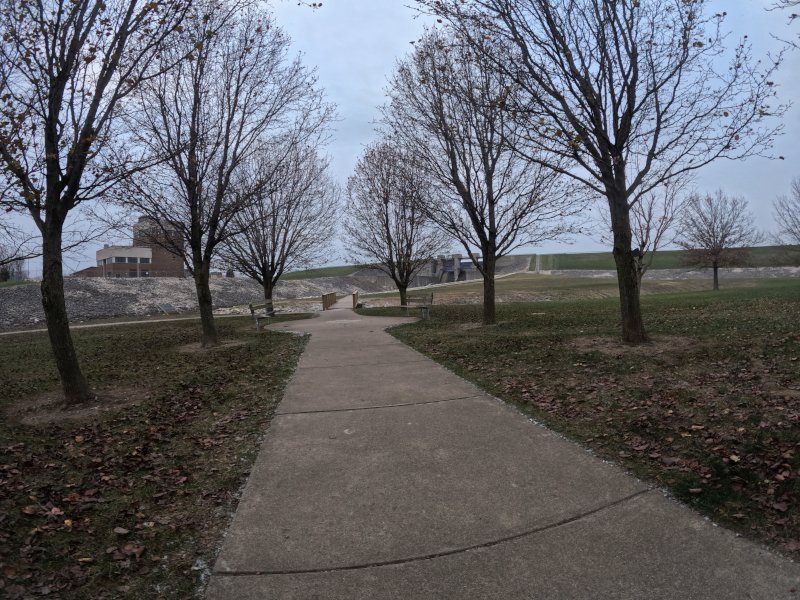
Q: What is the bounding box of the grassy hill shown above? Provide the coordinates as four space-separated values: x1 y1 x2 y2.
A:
281 265 361 280
531 245 800 271
265 246 800 281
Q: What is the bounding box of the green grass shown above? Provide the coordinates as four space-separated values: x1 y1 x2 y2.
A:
281 265 361 280
0 316 310 598
361 272 777 305
533 245 800 270
361 278 800 557
0 279 35 288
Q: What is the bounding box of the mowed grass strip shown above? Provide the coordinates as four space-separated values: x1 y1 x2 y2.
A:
0 315 310 599
532 244 800 271
365 279 800 557
362 272 774 306
281 264 360 280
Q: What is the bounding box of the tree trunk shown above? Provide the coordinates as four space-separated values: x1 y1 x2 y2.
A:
263 279 275 313
194 263 218 347
41 223 94 405
712 261 719 291
398 284 408 307
609 192 648 343
482 252 496 326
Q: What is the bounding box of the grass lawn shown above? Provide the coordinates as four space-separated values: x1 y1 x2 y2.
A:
0 314 311 599
281 265 360 280
0 280 35 289
361 279 800 557
361 272 774 306
533 245 800 270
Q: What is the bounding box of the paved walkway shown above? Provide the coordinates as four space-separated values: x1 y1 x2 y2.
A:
207 300 799 599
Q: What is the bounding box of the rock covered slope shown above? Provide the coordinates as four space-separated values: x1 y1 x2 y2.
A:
0 275 394 330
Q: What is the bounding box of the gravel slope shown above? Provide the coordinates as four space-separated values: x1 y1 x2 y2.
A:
0 276 394 330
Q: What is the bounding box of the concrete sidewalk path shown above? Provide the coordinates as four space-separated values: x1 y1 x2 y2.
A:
207 301 799 599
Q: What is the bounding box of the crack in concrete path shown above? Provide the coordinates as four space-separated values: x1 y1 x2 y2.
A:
296 358 431 370
213 488 653 577
275 394 485 416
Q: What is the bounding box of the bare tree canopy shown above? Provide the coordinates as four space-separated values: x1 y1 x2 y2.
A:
383 29 581 324
676 190 765 290
221 143 339 304
120 0 335 346
773 177 800 246
343 142 449 306
0 0 189 403
420 0 785 340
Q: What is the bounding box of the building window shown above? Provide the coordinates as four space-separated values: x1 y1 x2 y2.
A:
127 257 138 263
114 257 126 263
140 257 151 264
97 260 103 267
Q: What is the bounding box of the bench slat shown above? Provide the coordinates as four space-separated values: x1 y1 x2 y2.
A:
400 293 433 319
249 302 277 331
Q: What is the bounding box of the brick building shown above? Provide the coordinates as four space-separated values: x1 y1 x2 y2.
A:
73 217 185 278
131 216 185 277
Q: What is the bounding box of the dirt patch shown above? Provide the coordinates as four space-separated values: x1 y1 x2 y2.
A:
6 386 149 426
571 335 700 356
177 339 247 354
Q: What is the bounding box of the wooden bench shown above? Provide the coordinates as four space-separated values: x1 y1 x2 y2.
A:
249 301 276 331
401 293 433 319
157 303 178 315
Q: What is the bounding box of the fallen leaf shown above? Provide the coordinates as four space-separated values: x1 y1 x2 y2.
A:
113 527 130 535
122 543 145 559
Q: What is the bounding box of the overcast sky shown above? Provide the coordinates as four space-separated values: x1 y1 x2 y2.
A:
18 0 800 274
269 0 800 257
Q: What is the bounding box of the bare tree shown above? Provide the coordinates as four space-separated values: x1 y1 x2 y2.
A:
773 177 800 246
774 0 800 12
121 1 334 346
0 0 188 403
599 179 686 283
0 219 38 267
676 190 765 290
0 253 24 281
421 0 785 341
770 0 799 49
343 142 449 306
383 30 581 324
221 143 339 306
